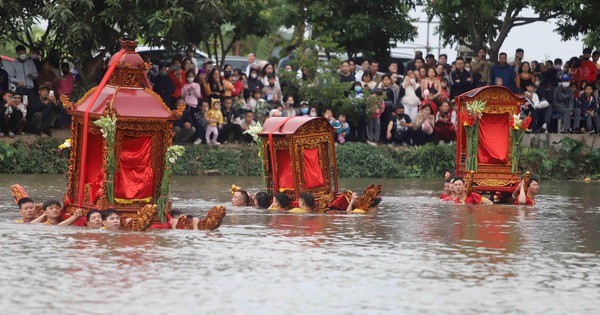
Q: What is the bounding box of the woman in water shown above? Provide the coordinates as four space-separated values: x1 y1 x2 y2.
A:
289 192 315 213
513 178 539 205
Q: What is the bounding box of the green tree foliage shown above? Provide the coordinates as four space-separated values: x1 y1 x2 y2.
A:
553 1 600 49
426 1 561 61
278 0 416 62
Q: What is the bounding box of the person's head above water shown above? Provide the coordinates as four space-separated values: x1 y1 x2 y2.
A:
232 190 250 207
18 197 36 222
253 192 270 209
86 209 102 229
298 192 315 211
272 193 291 210
101 209 120 231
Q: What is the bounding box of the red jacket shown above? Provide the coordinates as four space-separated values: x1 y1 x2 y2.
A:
574 60 598 86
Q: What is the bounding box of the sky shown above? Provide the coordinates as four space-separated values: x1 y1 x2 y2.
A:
397 7 585 63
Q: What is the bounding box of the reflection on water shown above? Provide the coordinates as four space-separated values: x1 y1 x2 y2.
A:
0 175 599 314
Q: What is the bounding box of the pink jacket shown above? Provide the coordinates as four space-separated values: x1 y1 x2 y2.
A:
181 82 202 107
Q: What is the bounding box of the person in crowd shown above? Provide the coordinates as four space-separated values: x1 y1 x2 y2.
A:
543 60 559 87
355 60 370 82
262 73 282 107
438 78 450 102
253 192 270 209
405 51 423 74
388 61 398 75
281 95 297 117
168 57 186 107
360 72 376 91
516 62 534 91
222 71 235 98
434 100 456 143
0 91 24 138
218 97 239 143
0 63 9 95
173 97 196 144
58 63 76 98
232 190 251 207
247 65 264 95
25 85 59 136
205 99 223 145
289 192 315 213
366 92 385 145
449 57 474 100
14 197 38 223
471 47 492 87
512 48 525 72
193 100 210 145
37 60 59 91
533 80 553 133
260 63 279 88
231 69 244 98
335 114 350 144
207 68 224 100
574 48 598 89
182 58 196 75
339 60 355 83
269 193 291 211
152 64 175 106
553 74 581 134
181 69 202 110
512 178 539 205
453 177 493 205
369 60 382 84
411 103 435 145
7 45 38 97
386 105 413 145
421 68 442 97
438 54 452 75
579 84 599 134
401 71 422 121
86 209 103 229
245 52 257 76
278 45 296 70
31 200 83 226
239 110 256 143
490 52 516 92
348 59 357 77
377 74 398 141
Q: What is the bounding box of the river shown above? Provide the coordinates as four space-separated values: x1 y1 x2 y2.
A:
0 175 599 314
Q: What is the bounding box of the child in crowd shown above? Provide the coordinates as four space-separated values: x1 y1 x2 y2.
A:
335 114 350 143
439 78 450 102
309 107 318 117
239 111 257 143
323 108 335 124
299 101 310 116
205 100 223 145
181 69 202 110
193 100 209 145
495 77 503 86
580 84 599 134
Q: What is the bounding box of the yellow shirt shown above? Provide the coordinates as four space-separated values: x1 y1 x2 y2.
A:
288 208 307 213
14 219 24 224
43 221 56 225
205 109 223 126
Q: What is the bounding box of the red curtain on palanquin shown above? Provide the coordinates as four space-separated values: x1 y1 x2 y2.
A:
302 147 325 189
276 149 294 190
84 131 104 202
477 114 509 164
114 136 154 200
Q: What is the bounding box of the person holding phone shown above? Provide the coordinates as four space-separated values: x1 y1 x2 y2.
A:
24 85 59 136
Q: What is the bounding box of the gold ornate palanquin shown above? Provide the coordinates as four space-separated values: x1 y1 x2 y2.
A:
61 40 182 220
455 86 525 196
258 117 339 202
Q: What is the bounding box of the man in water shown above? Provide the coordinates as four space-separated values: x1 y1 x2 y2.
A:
86 209 103 229
513 178 539 205
253 192 270 209
32 199 83 225
268 193 291 211
101 208 121 231
452 178 493 205
15 197 38 223
289 192 315 213
231 190 250 207
346 193 381 212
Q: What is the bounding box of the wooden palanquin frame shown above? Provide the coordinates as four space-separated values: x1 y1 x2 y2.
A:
61 41 182 220
455 86 525 195
259 117 339 201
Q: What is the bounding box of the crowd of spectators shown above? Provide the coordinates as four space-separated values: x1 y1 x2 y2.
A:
3 43 600 145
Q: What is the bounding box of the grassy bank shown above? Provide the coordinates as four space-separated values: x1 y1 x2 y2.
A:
1 138 600 180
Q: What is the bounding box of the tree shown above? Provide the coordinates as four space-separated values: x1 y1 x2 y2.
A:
426 1 561 61
552 0 600 49
278 0 416 62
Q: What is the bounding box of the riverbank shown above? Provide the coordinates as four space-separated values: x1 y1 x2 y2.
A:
1 135 600 180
